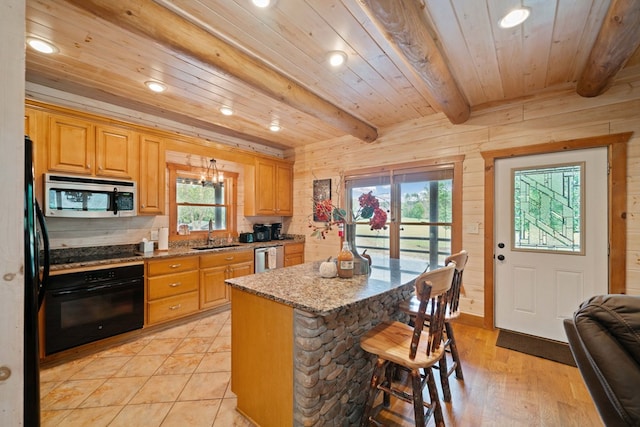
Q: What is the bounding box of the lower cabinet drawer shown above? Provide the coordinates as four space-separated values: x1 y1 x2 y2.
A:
147 291 199 324
148 271 199 300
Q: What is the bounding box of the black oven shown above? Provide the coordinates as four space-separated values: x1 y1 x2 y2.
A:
45 263 144 355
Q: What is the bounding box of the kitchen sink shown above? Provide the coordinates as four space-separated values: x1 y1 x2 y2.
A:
191 244 241 251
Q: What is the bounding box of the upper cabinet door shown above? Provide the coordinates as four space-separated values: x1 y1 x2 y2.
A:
95 124 137 179
47 114 138 180
275 162 293 216
139 134 166 215
245 158 293 216
48 114 95 175
256 159 277 214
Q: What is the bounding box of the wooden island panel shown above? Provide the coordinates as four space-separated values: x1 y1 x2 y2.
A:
231 288 293 427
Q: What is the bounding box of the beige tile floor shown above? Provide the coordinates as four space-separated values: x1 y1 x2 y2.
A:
40 311 253 427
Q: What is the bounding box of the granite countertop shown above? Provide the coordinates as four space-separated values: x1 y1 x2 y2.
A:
48 237 304 271
225 257 428 315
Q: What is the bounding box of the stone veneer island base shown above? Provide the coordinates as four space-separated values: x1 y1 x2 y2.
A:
226 259 426 426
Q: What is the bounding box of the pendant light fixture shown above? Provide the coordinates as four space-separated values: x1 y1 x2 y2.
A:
201 159 224 187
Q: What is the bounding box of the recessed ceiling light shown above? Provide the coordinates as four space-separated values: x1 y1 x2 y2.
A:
499 7 530 28
220 106 234 116
26 37 58 54
269 123 281 132
144 81 167 93
327 50 348 67
252 0 273 8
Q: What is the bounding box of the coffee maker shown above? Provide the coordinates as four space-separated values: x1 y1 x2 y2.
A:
271 223 283 240
253 224 271 242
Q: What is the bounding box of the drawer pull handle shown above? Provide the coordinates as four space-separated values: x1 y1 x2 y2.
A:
169 263 182 268
169 282 181 287
225 256 234 261
169 304 182 311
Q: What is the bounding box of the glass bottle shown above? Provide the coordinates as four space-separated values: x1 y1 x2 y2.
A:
337 241 354 278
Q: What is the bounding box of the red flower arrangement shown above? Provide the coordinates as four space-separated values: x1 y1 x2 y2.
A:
355 191 388 230
310 191 387 239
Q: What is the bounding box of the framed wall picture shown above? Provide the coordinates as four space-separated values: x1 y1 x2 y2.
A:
313 179 331 222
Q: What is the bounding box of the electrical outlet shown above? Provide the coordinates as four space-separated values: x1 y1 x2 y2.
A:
150 229 159 241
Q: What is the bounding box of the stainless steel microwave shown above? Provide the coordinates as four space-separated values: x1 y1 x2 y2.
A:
44 173 137 218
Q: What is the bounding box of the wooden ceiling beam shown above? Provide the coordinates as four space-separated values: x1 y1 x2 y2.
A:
360 0 470 124
63 0 378 142
577 0 640 97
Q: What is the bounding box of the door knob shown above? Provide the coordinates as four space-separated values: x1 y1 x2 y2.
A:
497 254 505 261
498 242 505 248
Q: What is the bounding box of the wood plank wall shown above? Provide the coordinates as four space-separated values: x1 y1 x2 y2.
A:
1 0 26 424
286 79 640 320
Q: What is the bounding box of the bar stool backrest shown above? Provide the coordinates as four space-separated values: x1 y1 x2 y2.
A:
410 263 456 360
444 250 468 317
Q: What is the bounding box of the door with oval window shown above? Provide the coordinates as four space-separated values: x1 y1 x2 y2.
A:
494 148 608 342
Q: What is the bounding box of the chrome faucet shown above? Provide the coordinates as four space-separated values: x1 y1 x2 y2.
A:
207 219 214 245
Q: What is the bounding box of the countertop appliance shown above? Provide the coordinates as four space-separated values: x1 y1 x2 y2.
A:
239 232 254 243
44 173 137 218
253 224 271 242
255 246 284 273
271 223 283 240
44 263 144 355
24 135 50 426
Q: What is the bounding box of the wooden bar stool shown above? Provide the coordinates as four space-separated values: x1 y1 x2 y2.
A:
359 263 455 427
399 250 468 402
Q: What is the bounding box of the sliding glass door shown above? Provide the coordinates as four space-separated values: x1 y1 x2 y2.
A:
346 164 456 268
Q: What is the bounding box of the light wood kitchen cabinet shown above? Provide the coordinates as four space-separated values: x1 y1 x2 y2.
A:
284 242 305 267
25 107 38 138
244 158 293 216
47 113 138 179
25 107 46 206
146 256 199 325
138 134 166 215
47 114 95 175
95 124 138 179
199 249 254 310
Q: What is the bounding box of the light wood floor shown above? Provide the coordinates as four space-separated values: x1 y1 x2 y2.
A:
375 321 602 426
40 312 601 426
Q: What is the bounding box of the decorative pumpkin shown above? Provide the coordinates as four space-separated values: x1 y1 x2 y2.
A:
319 257 338 278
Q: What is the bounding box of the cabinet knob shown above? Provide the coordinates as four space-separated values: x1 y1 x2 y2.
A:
141 204 146 208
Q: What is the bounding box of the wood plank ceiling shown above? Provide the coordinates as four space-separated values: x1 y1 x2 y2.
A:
25 0 640 152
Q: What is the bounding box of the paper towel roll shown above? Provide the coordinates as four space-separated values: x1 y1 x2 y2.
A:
158 227 169 251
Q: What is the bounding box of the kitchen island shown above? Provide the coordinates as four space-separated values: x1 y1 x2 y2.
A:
225 258 426 426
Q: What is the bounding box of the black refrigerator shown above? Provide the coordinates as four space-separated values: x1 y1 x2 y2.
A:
24 135 50 427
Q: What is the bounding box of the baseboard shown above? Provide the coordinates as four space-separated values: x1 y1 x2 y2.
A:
453 312 484 328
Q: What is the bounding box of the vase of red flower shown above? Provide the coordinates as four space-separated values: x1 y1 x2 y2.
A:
345 223 370 275
344 191 388 275
310 190 387 274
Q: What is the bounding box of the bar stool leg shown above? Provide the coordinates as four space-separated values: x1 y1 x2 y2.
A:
445 322 464 379
411 369 425 426
425 368 445 427
438 352 452 402
360 358 386 427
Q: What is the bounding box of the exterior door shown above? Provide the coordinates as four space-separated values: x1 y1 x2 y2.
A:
495 148 608 342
